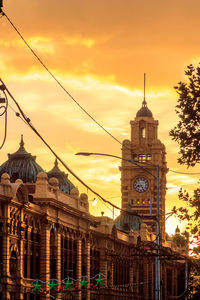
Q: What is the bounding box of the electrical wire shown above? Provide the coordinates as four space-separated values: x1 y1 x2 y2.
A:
1 12 197 179
168 169 200 175
1 11 125 150
136 160 200 176
98 197 118 218
0 86 8 150
0 78 155 220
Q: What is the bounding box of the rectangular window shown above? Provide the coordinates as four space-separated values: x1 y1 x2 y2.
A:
136 154 152 162
147 154 152 161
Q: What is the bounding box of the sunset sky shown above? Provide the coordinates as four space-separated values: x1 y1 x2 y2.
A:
0 0 199 235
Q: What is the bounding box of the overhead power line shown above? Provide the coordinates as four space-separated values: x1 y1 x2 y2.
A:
1 10 124 149
168 169 200 175
0 84 8 150
0 78 153 219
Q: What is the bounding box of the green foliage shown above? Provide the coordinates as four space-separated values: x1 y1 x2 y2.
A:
188 258 200 299
170 64 200 299
170 64 200 167
172 188 200 250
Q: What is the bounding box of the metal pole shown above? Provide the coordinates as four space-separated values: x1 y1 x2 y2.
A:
150 197 152 216
185 234 189 300
185 258 188 300
155 165 160 300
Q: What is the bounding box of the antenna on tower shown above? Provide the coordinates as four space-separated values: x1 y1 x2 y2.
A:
142 73 147 107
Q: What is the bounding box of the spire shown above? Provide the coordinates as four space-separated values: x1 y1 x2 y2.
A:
54 158 58 168
136 73 153 118
20 134 24 148
142 73 147 107
8 135 35 158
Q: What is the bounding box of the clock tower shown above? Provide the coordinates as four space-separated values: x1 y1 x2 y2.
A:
120 97 167 239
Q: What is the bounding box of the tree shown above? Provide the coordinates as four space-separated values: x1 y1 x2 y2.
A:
170 64 200 166
170 64 200 299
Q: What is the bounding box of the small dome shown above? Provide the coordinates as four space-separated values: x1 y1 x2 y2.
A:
136 99 153 118
114 211 143 232
47 159 75 194
0 136 44 183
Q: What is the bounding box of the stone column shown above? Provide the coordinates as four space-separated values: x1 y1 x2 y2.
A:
162 265 166 299
19 231 24 300
143 262 149 299
110 261 114 288
99 247 107 299
27 227 31 279
40 223 50 300
86 240 90 300
76 239 82 300
149 262 154 300
2 234 10 300
56 231 62 300
136 263 139 299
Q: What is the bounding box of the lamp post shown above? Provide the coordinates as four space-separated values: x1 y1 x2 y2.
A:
76 152 161 300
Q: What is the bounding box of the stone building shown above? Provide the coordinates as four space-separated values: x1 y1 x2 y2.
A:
0 102 186 300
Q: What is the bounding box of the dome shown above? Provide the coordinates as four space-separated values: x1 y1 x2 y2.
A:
136 99 153 118
0 135 44 183
47 159 75 194
114 210 143 232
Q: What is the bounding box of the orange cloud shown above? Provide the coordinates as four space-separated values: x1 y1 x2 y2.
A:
0 0 199 235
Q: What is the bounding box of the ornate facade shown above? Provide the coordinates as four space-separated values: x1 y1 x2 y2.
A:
0 105 186 300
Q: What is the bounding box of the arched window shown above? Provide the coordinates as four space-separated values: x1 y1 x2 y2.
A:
90 246 100 278
10 249 17 276
30 217 34 241
23 245 27 278
141 127 146 138
30 246 34 278
36 220 41 243
31 228 34 241
24 215 28 240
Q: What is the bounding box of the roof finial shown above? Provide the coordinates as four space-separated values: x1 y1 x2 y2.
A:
20 134 24 147
54 158 58 167
142 73 147 107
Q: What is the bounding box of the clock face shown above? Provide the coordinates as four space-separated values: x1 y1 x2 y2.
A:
133 177 149 193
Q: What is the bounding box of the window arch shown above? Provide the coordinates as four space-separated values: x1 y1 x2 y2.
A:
23 244 27 278
10 245 18 276
141 127 146 138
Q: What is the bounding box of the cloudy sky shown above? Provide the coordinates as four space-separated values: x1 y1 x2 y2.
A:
0 0 199 235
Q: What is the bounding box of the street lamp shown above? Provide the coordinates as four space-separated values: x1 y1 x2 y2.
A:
76 152 161 300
